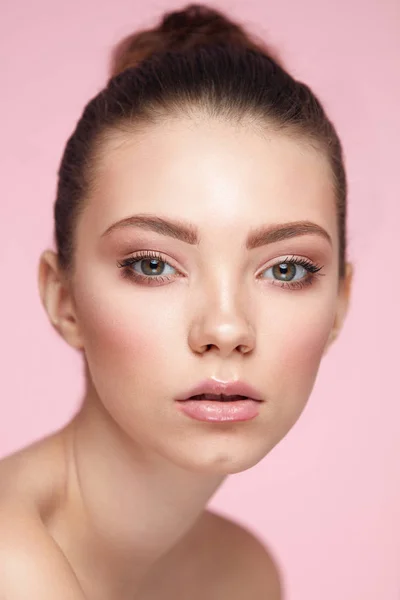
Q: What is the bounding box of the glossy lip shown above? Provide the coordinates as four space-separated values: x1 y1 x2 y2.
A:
176 379 264 402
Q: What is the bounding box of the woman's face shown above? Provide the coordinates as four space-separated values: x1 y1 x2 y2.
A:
66 116 348 474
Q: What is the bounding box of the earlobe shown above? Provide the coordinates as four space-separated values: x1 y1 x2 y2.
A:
38 250 84 350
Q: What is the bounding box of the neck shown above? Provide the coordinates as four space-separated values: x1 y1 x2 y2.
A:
55 388 225 598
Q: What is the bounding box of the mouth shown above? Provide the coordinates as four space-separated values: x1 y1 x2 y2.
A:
185 393 261 402
176 379 264 403
175 392 262 422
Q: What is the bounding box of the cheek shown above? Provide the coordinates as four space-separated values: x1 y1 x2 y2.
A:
281 317 329 381
72 272 182 384
264 293 336 425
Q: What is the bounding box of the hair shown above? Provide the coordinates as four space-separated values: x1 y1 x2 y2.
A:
55 3 347 279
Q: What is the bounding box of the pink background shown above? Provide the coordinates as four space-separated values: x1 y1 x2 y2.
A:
1 0 399 598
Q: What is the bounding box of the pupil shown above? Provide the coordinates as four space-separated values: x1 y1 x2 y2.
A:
273 263 296 281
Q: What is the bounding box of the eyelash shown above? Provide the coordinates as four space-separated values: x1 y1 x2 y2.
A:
117 251 325 290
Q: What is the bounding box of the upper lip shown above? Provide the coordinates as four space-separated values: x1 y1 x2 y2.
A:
176 379 264 402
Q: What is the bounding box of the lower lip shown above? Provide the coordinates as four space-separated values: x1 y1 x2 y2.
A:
176 399 261 422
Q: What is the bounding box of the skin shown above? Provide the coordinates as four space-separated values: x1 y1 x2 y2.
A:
0 115 352 599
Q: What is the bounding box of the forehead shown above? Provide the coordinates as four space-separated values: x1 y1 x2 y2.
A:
84 117 337 241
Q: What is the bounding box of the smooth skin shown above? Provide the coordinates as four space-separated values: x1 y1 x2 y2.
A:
0 115 352 599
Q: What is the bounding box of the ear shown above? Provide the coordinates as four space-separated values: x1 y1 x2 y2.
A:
323 262 353 354
38 250 84 350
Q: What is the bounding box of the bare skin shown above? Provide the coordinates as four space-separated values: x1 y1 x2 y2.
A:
0 430 281 599
0 116 352 598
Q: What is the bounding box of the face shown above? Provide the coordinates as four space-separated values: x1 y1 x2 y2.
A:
55 117 349 474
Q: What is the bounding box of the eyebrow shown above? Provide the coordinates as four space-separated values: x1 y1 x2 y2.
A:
101 214 332 249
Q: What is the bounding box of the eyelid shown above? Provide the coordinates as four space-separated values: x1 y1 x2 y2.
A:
121 250 186 274
255 254 315 274
119 252 321 275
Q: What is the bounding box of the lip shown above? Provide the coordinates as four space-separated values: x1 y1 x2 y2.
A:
176 379 264 402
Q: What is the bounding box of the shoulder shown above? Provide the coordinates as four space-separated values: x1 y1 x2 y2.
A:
0 438 84 598
0 505 85 598
200 509 283 599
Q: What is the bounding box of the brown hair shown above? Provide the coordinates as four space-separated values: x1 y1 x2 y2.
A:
55 3 347 277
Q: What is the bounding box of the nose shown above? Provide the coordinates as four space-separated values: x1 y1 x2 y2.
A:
187 287 256 358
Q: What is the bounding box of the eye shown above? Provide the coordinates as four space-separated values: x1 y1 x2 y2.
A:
265 262 306 282
132 257 176 277
117 251 181 285
258 256 324 289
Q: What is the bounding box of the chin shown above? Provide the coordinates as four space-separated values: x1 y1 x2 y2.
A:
173 454 266 476
162 438 276 475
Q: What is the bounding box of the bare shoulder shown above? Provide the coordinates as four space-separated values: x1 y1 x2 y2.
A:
200 509 283 599
0 437 84 598
0 505 85 599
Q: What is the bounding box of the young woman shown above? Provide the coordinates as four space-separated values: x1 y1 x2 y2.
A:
0 3 352 598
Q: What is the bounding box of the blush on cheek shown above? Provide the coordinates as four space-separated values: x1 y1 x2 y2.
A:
296 313 330 360
265 296 335 401
281 316 333 404
73 282 141 365
74 275 178 390
83 308 148 366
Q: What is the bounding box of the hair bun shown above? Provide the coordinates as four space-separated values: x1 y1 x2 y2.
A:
159 4 244 39
110 3 279 78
